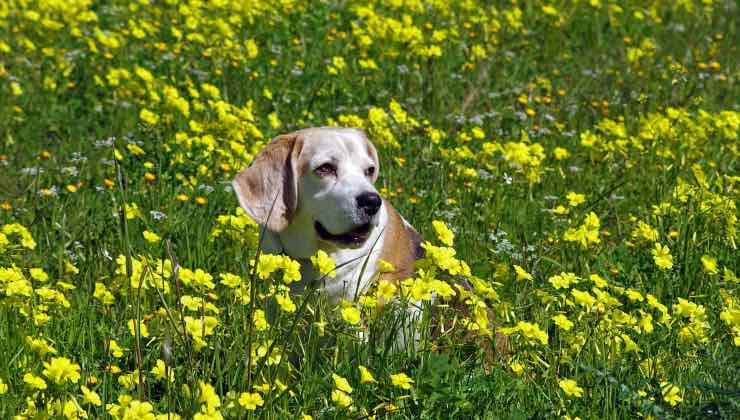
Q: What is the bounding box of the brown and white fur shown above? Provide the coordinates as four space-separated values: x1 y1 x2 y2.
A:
232 127 422 305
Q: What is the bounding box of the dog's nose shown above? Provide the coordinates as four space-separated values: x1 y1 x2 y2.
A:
356 192 382 215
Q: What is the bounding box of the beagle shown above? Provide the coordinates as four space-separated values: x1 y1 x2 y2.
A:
232 127 422 304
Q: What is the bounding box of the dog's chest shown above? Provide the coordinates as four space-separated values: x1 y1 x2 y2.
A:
291 246 381 304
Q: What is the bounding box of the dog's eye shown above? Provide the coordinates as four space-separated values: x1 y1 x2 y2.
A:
365 166 376 177
314 163 337 177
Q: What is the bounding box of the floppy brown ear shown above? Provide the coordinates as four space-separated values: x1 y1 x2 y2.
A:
232 133 303 232
357 128 380 183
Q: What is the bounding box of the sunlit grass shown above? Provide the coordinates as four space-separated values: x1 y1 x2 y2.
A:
0 0 738 418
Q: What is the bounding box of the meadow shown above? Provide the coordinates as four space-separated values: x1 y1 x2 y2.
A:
0 0 739 418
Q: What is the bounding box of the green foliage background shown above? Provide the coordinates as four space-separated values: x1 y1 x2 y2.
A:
0 0 738 418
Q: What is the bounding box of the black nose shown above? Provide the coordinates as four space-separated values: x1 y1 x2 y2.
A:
356 192 382 215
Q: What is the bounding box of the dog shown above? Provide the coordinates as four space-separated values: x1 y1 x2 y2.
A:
232 127 423 304
233 127 508 359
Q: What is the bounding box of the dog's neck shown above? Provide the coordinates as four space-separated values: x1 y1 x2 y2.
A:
261 205 388 304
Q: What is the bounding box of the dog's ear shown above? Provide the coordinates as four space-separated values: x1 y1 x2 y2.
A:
357 128 380 183
232 133 303 232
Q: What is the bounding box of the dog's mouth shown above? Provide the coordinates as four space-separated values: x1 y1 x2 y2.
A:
315 221 373 246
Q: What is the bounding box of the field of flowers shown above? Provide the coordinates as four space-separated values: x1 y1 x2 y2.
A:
1 0 739 418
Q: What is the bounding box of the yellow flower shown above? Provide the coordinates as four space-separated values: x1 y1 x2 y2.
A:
542 4 559 16
239 392 264 410
510 361 524 375
219 272 241 288
549 272 578 289
358 365 376 384
672 298 705 319
254 309 269 331
151 359 174 382
332 373 353 394
134 66 154 83
127 143 145 156
24 373 47 390
5 278 32 296
112 369 134 389
589 274 608 288
660 382 682 406
29 268 49 282
128 319 149 338
0 377 8 394
359 58 378 70
724 268 738 283
432 220 455 246
552 314 574 331
123 400 155 420
378 259 396 273
552 205 569 215
201 83 221 98
700 255 718 275
42 357 81 385
358 295 378 309
81 385 102 406
191 269 215 289
2 223 37 249
26 336 57 357
553 147 570 160
275 292 296 313
255 254 281 279
422 242 468 276
311 250 336 278
64 260 80 275
390 372 414 390
10 81 23 96
566 192 585 207
720 308 740 328
559 378 584 398
514 265 533 281
139 109 159 125
652 243 673 270
63 400 86 419
327 56 346 74
124 203 142 219
198 381 221 413
142 230 160 243
281 256 302 284
331 389 352 408
185 316 219 351
109 339 124 358
268 112 281 129
245 39 259 58
572 289 597 308
376 280 397 300
625 289 644 302
517 321 549 345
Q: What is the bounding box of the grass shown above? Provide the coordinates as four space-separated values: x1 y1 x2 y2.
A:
0 0 739 418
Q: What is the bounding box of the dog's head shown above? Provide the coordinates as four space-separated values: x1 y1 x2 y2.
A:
233 127 382 250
